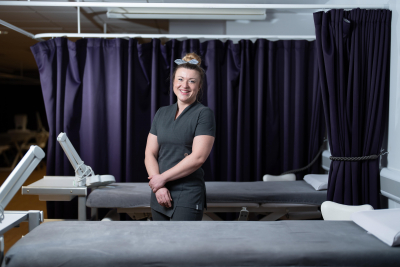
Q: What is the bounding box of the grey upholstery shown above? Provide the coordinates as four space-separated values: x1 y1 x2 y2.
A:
87 181 326 208
5 221 400 266
205 181 326 204
87 183 151 208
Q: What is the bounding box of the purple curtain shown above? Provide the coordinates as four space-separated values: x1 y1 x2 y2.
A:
314 9 391 208
31 38 324 219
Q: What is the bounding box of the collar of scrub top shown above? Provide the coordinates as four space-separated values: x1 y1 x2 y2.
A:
174 59 199 65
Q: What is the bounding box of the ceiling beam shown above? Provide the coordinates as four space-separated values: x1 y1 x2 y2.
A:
0 2 388 9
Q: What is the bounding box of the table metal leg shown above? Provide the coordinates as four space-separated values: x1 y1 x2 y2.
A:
259 212 286 221
91 208 98 221
78 196 86 221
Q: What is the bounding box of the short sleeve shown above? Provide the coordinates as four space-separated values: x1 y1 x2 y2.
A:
149 109 161 136
195 108 216 137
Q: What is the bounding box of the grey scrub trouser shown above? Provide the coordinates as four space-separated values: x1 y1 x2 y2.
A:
152 207 203 221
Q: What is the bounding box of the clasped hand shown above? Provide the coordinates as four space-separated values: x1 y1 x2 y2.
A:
148 174 172 208
155 187 172 208
148 174 166 193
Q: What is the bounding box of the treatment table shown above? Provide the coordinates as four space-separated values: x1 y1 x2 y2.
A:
87 181 326 221
5 220 400 266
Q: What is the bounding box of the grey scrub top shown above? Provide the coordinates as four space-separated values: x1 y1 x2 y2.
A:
149 101 216 217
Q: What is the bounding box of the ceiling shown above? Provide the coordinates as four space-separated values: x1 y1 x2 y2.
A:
0 0 173 79
0 0 373 83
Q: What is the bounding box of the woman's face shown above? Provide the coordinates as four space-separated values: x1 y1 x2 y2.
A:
173 68 201 105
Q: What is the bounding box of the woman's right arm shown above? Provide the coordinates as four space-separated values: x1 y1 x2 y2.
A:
144 133 160 177
144 133 172 208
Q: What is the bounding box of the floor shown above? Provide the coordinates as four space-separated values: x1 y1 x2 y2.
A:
0 167 47 254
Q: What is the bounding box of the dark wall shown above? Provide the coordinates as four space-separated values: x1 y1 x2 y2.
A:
0 83 48 133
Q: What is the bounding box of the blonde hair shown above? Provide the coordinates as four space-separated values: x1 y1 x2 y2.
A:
182 52 202 66
172 52 205 101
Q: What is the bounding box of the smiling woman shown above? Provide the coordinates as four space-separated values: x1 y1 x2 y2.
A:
173 53 205 103
144 52 216 221
173 68 200 113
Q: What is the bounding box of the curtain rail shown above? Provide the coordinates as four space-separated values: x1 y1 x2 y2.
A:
0 18 317 41
0 1 387 9
0 19 45 41
34 33 317 40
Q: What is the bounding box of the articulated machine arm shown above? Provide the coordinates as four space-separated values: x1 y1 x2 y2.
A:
57 133 115 187
0 146 44 223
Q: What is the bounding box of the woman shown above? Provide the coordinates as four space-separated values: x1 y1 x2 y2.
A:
145 52 215 221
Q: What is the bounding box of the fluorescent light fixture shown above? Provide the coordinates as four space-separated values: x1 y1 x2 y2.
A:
107 7 266 20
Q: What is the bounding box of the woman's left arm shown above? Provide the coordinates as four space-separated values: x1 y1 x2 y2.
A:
148 135 214 193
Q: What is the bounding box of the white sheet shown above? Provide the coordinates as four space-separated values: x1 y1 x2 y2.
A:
352 208 400 247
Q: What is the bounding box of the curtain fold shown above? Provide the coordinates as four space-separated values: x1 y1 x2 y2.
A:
314 9 391 208
31 38 324 219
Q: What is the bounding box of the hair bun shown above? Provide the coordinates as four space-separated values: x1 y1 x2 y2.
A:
182 52 201 66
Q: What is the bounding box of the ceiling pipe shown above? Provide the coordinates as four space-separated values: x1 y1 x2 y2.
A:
0 19 44 41
34 33 317 40
0 2 388 9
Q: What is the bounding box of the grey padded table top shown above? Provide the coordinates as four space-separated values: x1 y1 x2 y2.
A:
5 221 400 267
86 181 326 208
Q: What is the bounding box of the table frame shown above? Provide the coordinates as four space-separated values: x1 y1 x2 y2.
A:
22 176 87 221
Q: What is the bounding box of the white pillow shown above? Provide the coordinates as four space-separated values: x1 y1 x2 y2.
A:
263 173 296 181
303 174 328 191
321 201 373 221
352 208 400 247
